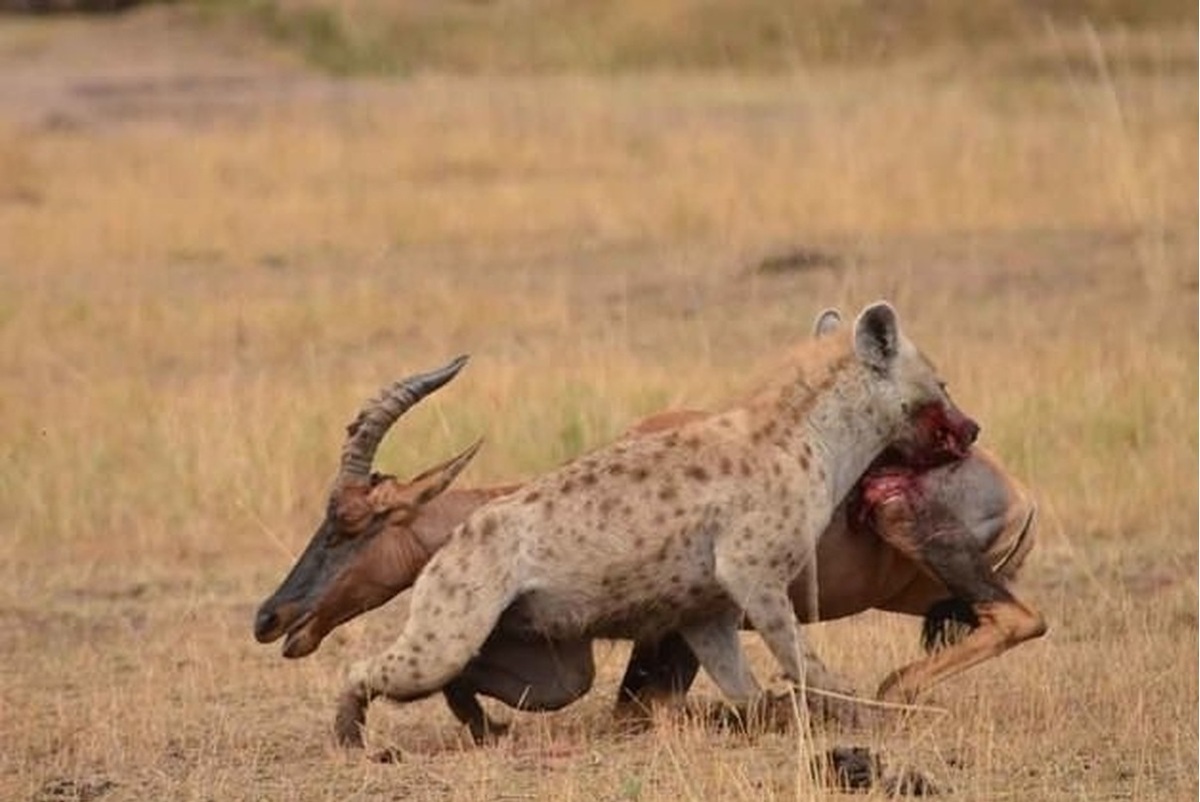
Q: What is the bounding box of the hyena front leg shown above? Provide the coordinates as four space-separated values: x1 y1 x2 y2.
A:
712 529 811 688
678 606 761 704
334 538 519 748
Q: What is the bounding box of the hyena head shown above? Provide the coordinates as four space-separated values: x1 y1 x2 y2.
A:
827 302 980 469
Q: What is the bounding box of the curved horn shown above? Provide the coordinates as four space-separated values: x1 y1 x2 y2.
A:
336 355 470 489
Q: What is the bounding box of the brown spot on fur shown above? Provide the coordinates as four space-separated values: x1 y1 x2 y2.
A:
607 463 626 476
599 497 617 516
523 490 541 504
684 465 710 482
684 436 701 450
799 453 810 471
581 472 597 486
659 485 678 501
631 466 650 481
480 516 497 537
719 456 733 476
543 499 555 517
560 479 574 494
740 460 752 478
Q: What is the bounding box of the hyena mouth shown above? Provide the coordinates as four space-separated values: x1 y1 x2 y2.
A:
903 403 980 469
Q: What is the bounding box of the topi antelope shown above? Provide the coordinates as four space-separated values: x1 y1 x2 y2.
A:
257 331 1044 744
324 302 989 747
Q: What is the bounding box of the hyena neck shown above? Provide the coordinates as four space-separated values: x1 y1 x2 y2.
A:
760 358 897 504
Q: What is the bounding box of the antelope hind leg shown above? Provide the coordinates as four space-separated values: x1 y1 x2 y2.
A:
870 496 1046 702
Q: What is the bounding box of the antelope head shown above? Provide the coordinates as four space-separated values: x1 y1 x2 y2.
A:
254 355 483 658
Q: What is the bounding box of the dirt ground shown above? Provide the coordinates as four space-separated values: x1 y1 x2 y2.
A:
1 6 1196 802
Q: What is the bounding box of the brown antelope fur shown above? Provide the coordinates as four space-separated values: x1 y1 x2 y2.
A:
331 302 982 747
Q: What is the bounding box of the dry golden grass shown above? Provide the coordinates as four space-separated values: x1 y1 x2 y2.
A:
0 9 1195 802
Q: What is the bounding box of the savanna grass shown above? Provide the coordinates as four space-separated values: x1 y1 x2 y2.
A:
0 10 1195 802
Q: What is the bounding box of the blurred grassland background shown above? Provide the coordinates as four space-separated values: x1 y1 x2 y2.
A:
0 1 1196 800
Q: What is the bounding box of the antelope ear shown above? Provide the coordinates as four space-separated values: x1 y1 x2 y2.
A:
408 438 483 506
812 308 842 338
853 301 900 371
371 439 484 513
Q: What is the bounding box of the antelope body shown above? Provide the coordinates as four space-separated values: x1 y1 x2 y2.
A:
257 363 1042 744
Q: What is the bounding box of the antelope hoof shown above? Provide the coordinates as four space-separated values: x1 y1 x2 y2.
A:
334 691 368 749
468 717 510 746
875 671 918 705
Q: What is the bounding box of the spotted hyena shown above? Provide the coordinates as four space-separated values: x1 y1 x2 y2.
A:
334 301 980 746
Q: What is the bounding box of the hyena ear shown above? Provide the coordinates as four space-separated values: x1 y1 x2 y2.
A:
853 301 901 371
811 308 842 338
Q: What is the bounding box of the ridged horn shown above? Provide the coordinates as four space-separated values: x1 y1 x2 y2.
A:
336 355 470 489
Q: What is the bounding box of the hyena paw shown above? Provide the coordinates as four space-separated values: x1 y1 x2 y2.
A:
334 690 368 749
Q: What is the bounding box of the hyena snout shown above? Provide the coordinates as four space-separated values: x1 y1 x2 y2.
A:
902 398 980 468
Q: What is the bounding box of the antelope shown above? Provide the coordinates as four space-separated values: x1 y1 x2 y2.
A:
256 328 1043 745
316 302 998 747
